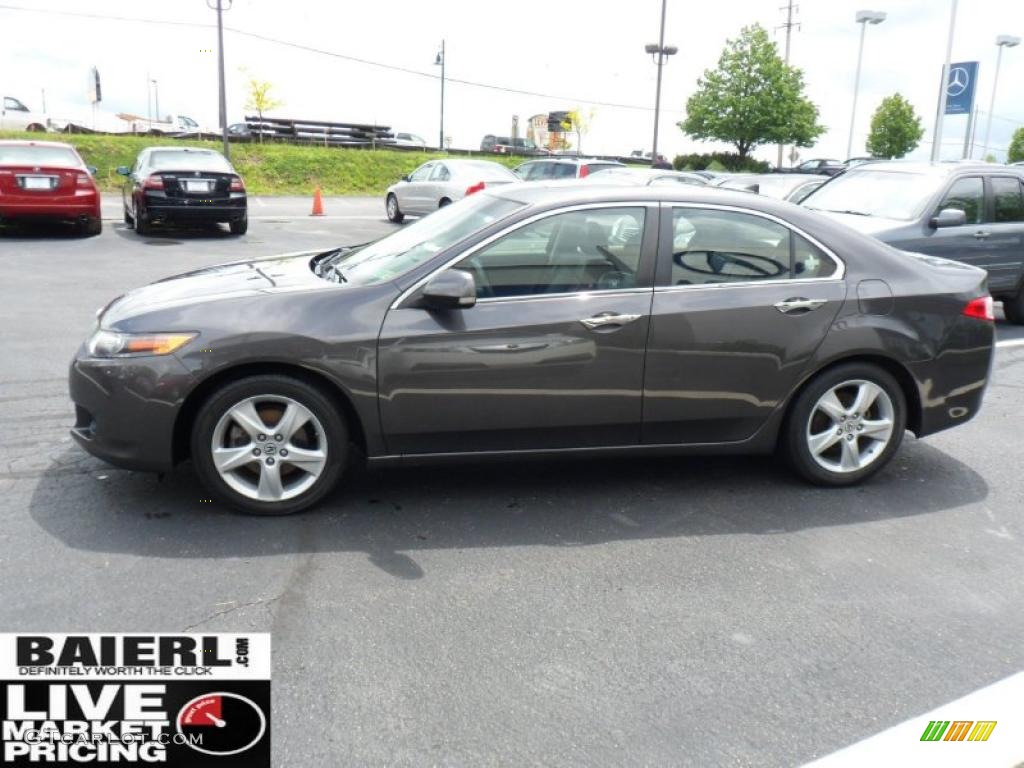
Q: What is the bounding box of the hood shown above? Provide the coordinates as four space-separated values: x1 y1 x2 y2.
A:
809 209 907 236
101 250 331 326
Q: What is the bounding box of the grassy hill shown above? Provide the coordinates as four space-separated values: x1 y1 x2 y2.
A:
0 131 525 195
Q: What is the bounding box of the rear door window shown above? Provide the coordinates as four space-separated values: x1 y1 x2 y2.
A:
938 177 984 224
550 164 577 179
991 177 1024 223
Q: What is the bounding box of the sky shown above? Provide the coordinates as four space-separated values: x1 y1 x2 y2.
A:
1 0 1022 163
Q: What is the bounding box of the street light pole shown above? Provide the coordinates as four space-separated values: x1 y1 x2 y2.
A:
931 0 958 162
646 0 677 166
847 11 886 160
152 79 160 122
435 41 446 151
207 0 232 159
982 35 1021 160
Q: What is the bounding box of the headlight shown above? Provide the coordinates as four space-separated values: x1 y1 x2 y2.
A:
88 330 197 358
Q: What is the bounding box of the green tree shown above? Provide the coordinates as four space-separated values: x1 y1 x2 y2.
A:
561 108 594 155
680 24 823 158
244 78 283 143
1009 127 1024 163
865 93 924 158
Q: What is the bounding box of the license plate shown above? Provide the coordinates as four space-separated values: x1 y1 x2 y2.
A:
185 180 211 193
23 176 52 190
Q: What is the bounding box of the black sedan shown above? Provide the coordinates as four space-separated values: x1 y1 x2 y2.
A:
69 185 995 514
117 147 248 235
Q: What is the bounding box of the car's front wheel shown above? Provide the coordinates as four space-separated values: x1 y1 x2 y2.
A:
191 375 348 515
783 362 906 486
386 193 403 223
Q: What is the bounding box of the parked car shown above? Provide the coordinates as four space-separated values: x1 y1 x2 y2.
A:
513 158 624 181
385 159 518 222
69 184 995 514
0 140 101 234
585 167 709 187
393 132 427 148
717 173 827 203
480 135 545 155
125 114 203 135
791 158 846 176
117 147 248 235
226 123 251 137
802 161 1024 323
0 95 47 132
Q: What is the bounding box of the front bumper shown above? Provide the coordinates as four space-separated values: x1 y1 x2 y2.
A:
68 345 196 472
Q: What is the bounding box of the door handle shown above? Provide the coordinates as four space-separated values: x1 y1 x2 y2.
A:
974 231 991 240
580 312 642 329
773 297 827 314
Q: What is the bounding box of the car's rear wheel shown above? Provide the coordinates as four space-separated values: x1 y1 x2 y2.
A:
123 207 132 225
386 194 403 223
439 197 452 208
1002 289 1024 325
783 362 906 486
191 376 349 515
229 215 248 235
134 203 151 236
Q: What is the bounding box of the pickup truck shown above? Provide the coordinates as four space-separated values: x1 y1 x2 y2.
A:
1 96 48 132
121 113 203 135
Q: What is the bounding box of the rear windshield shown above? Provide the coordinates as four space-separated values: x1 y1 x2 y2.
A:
803 170 943 221
0 145 80 167
148 150 231 172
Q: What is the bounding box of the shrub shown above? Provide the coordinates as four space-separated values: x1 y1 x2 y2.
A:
672 152 770 173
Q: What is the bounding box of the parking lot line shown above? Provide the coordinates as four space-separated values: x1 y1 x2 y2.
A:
995 338 1024 349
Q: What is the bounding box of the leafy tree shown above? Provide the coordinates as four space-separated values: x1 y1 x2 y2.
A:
680 24 823 158
1009 127 1024 163
865 93 924 158
561 108 594 155
245 78 283 143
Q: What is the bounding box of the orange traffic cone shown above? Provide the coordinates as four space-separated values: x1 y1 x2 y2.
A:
311 186 324 216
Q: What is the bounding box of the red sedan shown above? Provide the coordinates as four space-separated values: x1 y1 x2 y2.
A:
0 140 101 235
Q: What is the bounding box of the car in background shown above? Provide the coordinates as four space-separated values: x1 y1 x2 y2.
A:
792 158 846 176
630 150 653 161
393 132 427 148
0 140 101 235
585 167 708 187
69 183 996 514
802 161 1024 323
1 96 47 132
717 173 827 203
118 147 248 235
480 135 545 155
513 158 624 181
385 159 518 222
226 123 251 138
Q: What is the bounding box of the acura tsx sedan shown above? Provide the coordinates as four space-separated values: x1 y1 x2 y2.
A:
69 185 995 514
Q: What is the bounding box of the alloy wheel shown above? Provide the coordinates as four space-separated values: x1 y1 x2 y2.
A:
210 395 328 502
805 379 895 474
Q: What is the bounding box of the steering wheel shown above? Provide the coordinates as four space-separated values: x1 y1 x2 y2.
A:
675 250 782 278
596 270 634 290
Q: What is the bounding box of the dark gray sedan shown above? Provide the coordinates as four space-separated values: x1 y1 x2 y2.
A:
69 185 995 514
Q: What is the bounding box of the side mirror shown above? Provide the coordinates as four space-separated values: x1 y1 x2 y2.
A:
930 208 967 228
421 269 477 309
86 165 98 176
402 174 411 182
115 166 130 176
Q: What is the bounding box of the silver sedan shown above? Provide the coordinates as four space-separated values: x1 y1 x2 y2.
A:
386 159 518 222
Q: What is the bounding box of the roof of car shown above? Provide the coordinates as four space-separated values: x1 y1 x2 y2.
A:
0 140 75 149
518 158 624 166
844 159 1006 176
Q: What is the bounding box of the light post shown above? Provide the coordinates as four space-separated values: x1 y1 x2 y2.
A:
435 41 445 151
981 35 1020 160
645 0 677 166
151 79 160 122
931 0 958 162
207 0 232 159
846 10 886 160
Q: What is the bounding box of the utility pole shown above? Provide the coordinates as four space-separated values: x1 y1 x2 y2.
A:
776 0 799 169
435 41 446 151
645 0 677 166
931 0 957 162
207 0 232 159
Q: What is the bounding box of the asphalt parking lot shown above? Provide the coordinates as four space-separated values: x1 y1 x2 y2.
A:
2 196 1024 766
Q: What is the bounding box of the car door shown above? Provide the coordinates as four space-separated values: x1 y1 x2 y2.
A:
909 175 998 280
428 162 452 207
377 203 659 454
398 162 434 215
2 97 30 131
982 175 1024 294
642 204 846 445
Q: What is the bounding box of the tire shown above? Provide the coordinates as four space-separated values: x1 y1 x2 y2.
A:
439 197 452 208
386 194 404 223
782 362 906 487
26 123 45 132
1002 289 1024 325
135 204 151 236
123 207 132 225
79 216 102 236
229 215 248 235
191 375 349 515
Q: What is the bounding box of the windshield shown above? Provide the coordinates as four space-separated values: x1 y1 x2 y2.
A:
0 145 80 166
327 194 523 285
803 170 943 220
149 150 231 171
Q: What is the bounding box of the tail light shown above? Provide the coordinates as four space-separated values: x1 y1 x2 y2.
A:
230 176 245 192
75 173 92 188
963 296 994 321
465 181 486 196
143 175 164 190
579 164 590 178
